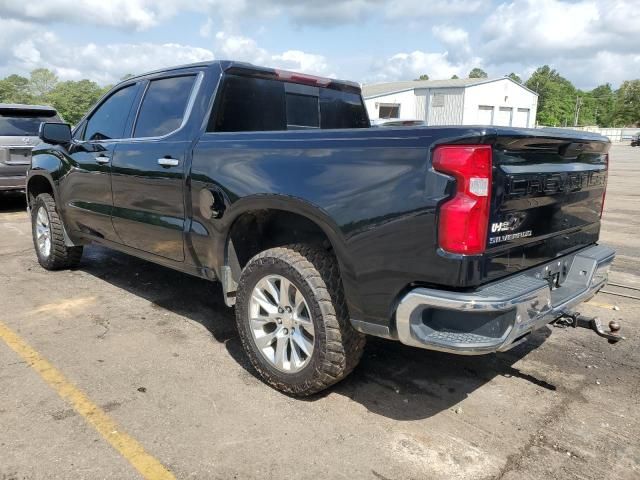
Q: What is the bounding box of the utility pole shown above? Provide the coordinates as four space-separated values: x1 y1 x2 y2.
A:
573 96 582 127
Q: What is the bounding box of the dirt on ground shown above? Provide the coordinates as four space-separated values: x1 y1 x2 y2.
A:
0 144 638 480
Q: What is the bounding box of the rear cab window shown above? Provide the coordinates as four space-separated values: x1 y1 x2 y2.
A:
0 108 61 136
209 73 369 132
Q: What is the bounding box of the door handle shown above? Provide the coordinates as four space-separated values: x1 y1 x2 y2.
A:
157 157 180 167
95 155 110 165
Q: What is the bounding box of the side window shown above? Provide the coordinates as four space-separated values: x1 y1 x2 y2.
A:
134 76 196 138
210 75 286 132
84 84 138 141
72 121 86 141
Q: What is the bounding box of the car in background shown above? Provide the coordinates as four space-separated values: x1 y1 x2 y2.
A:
371 119 427 127
1 104 62 192
631 134 639 147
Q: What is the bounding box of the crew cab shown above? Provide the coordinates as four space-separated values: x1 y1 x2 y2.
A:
27 61 620 396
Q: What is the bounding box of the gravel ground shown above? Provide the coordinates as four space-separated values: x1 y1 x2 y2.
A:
0 144 638 480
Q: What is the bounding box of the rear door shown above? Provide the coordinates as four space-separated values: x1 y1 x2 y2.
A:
110 74 200 261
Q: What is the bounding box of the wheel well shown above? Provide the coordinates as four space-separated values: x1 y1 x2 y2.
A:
27 176 54 208
227 209 334 271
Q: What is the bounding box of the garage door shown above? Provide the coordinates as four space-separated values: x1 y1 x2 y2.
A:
513 108 530 128
477 106 494 125
495 107 513 126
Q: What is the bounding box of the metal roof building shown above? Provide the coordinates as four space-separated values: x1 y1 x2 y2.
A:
362 77 538 128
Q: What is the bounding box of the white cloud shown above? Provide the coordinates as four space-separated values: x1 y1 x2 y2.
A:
0 25 215 84
384 0 488 19
0 0 490 31
479 0 640 88
0 23 333 85
1 0 639 90
271 51 333 77
0 0 177 31
370 50 481 83
432 25 471 62
215 32 333 77
200 17 214 38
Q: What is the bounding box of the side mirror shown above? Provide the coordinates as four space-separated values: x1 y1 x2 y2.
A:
39 122 72 146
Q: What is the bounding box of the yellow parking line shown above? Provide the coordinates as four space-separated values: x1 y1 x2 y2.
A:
0 320 175 480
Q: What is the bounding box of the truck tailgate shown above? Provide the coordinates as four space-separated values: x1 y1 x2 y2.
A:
484 130 609 282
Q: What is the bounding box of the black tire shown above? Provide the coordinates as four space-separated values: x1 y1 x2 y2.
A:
235 244 366 396
31 193 83 270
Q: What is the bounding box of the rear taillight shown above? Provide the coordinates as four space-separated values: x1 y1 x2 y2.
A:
433 145 492 255
600 154 608 218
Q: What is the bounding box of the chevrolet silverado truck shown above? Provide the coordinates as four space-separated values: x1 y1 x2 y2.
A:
1 104 62 192
27 61 622 396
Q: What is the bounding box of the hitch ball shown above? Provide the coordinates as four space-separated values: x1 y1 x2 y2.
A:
609 320 621 333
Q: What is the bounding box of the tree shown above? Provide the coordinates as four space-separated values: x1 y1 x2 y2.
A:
48 80 108 124
0 74 32 103
525 65 577 126
610 80 640 127
120 73 135 81
507 72 522 83
415 74 429 81
589 84 615 127
468 68 488 79
28 68 58 99
451 74 459 79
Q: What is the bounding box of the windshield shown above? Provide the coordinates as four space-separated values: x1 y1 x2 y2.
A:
0 110 61 136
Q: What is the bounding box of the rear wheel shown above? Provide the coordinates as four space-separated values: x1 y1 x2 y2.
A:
31 193 83 270
235 244 365 396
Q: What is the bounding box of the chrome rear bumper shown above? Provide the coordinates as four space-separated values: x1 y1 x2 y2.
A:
395 244 615 355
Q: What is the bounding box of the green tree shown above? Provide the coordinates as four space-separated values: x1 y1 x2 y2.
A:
589 84 615 127
0 74 32 103
451 74 459 79
28 68 59 100
507 72 522 83
610 80 640 127
120 73 135 81
468 68 488 79
525 65 577 126
48 80 108 124
414 74 429 81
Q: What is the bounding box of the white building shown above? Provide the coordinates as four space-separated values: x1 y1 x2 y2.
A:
363 77 539 128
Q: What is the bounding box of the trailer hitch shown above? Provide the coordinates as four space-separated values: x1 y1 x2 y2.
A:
554 313 625 344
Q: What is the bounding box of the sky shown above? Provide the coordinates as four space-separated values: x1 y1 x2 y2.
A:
0 0 639 90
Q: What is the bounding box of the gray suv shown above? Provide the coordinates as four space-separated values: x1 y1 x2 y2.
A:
1 104 62 192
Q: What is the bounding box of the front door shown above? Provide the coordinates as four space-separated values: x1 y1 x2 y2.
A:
110 75 198 262
62 83 141 241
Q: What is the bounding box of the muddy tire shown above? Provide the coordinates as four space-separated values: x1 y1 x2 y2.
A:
31 193 83 270
235 244 366 396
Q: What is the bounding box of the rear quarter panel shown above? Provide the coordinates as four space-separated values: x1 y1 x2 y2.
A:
190 126 494 325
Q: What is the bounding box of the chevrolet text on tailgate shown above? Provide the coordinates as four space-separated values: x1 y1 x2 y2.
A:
27 61 624 396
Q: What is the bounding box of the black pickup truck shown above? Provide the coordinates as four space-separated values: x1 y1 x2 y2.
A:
27 61 621 395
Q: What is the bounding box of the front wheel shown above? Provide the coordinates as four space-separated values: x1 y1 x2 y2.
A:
31 193 83 270
235 244 365 396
